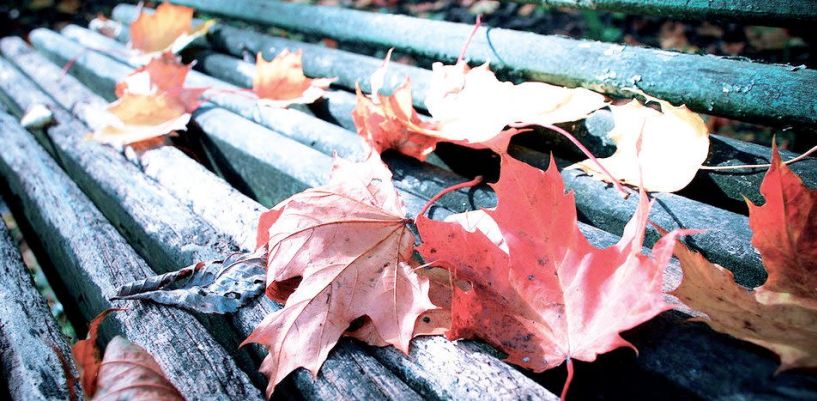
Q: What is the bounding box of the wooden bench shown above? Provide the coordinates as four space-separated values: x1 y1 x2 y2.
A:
0 1 816 400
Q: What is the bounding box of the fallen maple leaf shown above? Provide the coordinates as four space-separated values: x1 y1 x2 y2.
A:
114 52 205 111
129 2 214 62
424 60 608 147
672 144 817 370
72 308 124 397
570 97 710 192
417 156 685 398
93 336 184 401
88 53 206 147
253 50 336 108
351 49 440 160
245 153 435 396
748 144 817 309
672 243 817 371
354 51 606 165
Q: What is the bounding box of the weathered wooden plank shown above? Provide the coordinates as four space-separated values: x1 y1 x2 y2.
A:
54 25 774 286
75 20 817 211
140 146 265 251
0 41 425 401
115 2 817 127
176 45 767 286
0 197 83 401
175 99 817 401
19 32 568 401
514 0 817 24
0 109 264 401
57 25 369 160
34 27 817 399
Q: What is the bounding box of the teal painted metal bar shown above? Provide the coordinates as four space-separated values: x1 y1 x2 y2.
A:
516 0 817 24
115 2 817 127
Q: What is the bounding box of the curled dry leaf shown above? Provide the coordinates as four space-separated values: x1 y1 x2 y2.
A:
93 336 184 401
253 50 336 108
417 156 686 397
672 144 817 370
72 308 125 397
112 248 266 314
571 98 710 192
353 52 606 159
246 153 435 396
88 53 206 147
129 2 214 62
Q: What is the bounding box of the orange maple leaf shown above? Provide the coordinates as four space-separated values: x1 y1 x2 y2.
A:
89 53 206 147
252 49 335 108
245 153 435 396
417 156 686 398
72 308 124 397
672 144 817 370
129 2 214 59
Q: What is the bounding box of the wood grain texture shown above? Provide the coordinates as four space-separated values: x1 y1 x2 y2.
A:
0 39 425 401
173 41 767 287
27 30 564 401
23 25 817 401
59 24 368 160
166 87 817 401
0 197 83 401
0 110 264 401
77 16 817 212
116 2 817 127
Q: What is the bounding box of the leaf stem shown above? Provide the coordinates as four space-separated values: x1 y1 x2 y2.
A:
538 123 629 197
457 15 482 64
417 176 483 220
560 358 574 401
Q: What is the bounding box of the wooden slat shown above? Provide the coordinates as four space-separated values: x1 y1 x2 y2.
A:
54 25 772 286
189 50 766 285
0 107 264 401
153 82 817 401
114 2 817 127
513 0 817 24
0 40 425 401
32 27 817 400
12 30 573 401
0 197 82 401
15 40 561 401
68 20 817 211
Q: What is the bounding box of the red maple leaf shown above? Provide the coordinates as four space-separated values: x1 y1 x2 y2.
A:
416 156 685 398
245 153 435 396
748 143 817 308
671 144 817 370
